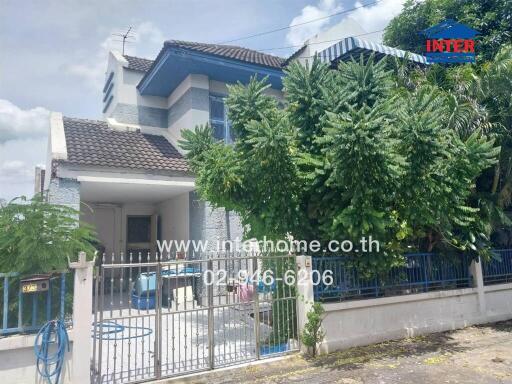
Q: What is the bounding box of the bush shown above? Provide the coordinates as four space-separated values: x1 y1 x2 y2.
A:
0 196 96 274
301 302 325 357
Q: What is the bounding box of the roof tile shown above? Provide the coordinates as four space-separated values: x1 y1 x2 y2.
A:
123 55 155 72
62 117 190 174
124 40 285 73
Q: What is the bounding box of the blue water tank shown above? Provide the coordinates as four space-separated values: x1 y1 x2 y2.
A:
134 272 156 295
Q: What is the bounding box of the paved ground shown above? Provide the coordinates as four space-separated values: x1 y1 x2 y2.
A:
95 299 273 383
165 320 512 384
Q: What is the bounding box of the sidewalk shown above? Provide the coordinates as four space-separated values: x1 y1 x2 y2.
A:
160 320 512 384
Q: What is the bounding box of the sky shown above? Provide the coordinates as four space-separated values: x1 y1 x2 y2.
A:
0 0 405 201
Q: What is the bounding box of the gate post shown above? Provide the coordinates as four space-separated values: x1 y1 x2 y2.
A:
154 257 163 378
69 251 95 384
252 255 261 359
295 255 314 353
207 258 215 369
470 257 486 314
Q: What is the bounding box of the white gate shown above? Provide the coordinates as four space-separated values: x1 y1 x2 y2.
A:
91 252 298 383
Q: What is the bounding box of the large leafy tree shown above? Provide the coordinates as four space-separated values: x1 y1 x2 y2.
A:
180 54 499 272
384 0 512 62
408 46 512 246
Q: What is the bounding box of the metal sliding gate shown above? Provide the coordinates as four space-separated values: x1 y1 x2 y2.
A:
91 253 299 383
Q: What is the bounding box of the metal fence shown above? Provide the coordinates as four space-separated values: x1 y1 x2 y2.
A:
91 252 298 384
482 249 512 285
313 253 472 302
0 272 69 335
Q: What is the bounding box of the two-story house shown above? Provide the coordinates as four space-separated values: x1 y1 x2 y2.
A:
42 37 426 260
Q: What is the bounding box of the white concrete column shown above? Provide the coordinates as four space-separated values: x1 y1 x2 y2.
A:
296 255 314 353
470 257 486 314
69 251 95 384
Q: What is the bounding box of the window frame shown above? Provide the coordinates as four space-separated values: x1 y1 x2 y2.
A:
209 94 233 144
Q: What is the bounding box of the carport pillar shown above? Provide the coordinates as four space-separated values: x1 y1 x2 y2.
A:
296 255 314 353
69 251 95 384
470 258 486 314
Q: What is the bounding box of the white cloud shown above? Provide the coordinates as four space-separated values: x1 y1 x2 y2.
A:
0 99 50 143
348 0 406 42
0 137 47 200
0 100 49 199
65 21 165 91
133 22 165 56
286 0 343 46
286 0 406 47
0 160 32 180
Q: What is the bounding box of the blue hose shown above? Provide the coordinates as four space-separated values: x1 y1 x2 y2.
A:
92 321 153 340
34 320 69 384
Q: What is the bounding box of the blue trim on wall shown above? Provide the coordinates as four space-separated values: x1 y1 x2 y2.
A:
102 95 113 113
103 72 114 93
138 48 284 97
103 82 114 102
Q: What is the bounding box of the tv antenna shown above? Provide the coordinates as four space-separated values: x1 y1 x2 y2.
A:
112 26 135 55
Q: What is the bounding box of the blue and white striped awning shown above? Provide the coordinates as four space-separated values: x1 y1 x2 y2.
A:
316 37 428 65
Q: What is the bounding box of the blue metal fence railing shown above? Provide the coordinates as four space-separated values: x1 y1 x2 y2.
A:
0 272 69 336
312 253 472 302
482 249 512 285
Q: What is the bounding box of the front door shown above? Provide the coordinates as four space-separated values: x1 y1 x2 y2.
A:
126 215 159 261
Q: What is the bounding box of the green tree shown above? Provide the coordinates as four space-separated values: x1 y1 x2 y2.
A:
0 196 96 274
180 55 499 271
417 46 512 247
384 0 512 62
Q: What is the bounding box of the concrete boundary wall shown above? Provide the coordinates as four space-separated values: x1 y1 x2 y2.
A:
0 253 93 384
0 331 75 383
314 259 512 354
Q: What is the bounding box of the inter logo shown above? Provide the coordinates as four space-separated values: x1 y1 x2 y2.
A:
422 19 479 64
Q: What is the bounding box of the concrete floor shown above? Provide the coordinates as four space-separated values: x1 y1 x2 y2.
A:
93 295 276 383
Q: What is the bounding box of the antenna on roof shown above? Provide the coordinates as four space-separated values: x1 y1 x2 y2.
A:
112 26 135 55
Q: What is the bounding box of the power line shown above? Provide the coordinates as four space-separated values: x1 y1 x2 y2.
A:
217 0 383 44
259 28 385 52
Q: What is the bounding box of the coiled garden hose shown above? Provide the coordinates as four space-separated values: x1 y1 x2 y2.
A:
34 320 69 384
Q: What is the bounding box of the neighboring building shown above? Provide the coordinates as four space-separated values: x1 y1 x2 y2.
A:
43 36 426 259
290 19 427 66
34 166 45 195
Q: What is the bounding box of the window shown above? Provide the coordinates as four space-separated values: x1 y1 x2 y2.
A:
209 95 233 143
127 216 151 243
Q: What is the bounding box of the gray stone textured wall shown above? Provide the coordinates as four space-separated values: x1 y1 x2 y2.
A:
168 87 209 127
48 178 81 212
189 191 244 251
111 103 168 128
189 191 245 304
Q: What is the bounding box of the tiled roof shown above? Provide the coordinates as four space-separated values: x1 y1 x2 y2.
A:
165 40 285 69
128 41 286 74
62 117 190 174
124 55 155 72
284 45 307 65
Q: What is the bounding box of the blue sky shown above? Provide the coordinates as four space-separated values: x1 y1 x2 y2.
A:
0 0 404 201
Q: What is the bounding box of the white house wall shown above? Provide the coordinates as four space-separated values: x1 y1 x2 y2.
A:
81 202 157 262
157 192 190 247
104 52 168 129
167 74 210 144
81 203 121 257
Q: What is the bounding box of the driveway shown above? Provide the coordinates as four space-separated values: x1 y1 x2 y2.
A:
163 320 512 383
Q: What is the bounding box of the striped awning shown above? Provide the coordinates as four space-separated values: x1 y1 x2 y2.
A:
316 37 428 65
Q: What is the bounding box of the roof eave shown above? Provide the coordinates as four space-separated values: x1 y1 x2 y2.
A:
137 45 284 96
